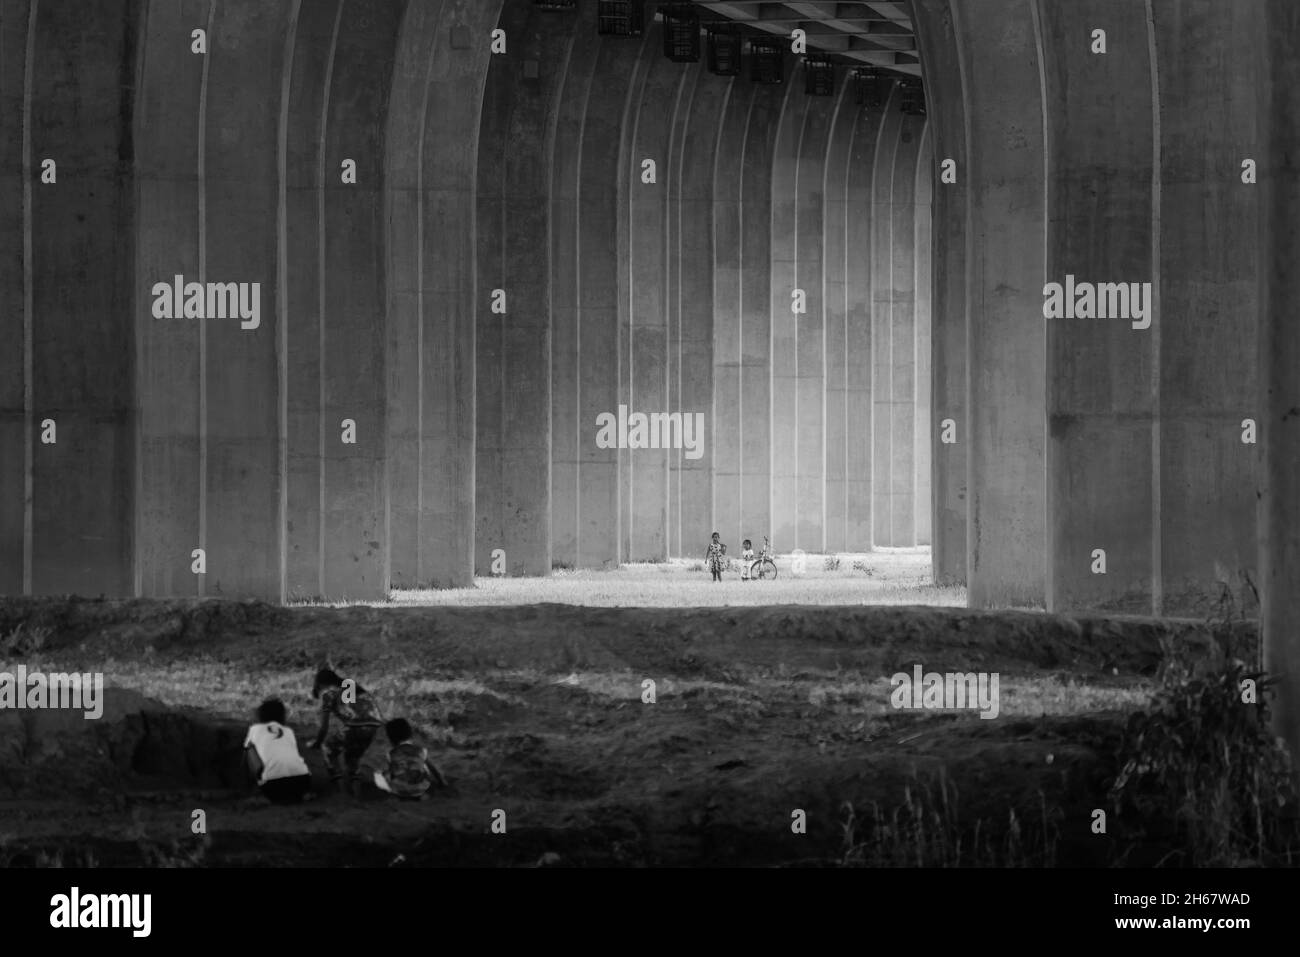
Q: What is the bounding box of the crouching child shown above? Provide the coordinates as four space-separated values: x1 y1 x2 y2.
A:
373 718 448 800
244 698 313 804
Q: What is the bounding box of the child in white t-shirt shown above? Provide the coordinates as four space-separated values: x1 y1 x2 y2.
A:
244 698 313 804
740 539 755 581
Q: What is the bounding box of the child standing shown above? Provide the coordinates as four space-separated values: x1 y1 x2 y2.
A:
373 718 448 800
705 531 726 582
243 698 312 804
306 668 385 795
740 539 754 581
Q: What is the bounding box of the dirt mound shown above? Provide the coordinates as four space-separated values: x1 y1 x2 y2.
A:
0 686 251 799
0 597 1256 679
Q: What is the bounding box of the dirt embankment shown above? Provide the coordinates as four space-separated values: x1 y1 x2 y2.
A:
0 598 1260 867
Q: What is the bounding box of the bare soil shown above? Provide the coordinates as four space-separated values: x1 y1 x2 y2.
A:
0 597 1254 867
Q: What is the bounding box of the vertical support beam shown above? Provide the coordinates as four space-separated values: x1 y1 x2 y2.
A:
314 0 399 599
1038 0 1156 613
621 19 681 562
711 81 750 549
671 60 727 556
887 109 924 546
821 80 856 554
283 0 337 599
476 2 571 577
26 0 139 596
913 121 933 548
869 83 903 546
769 70 799 551
1259 0 1300 779
739 82 784 549
1154 0 1259 614
954 0 1048 607
550 1 602 570
794 70 835 553
846 99 885 551
912 0 968 584
0 0 31 593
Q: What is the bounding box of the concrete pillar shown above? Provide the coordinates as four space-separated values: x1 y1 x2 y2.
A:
669 60 728 556
793 71 836 553
1259 0 1300 774
869 84 904 547
912 0 968 584
953 1 1048 607
887 109 924 546
550 2 602 570
12 0 139 596
1038 1 1156 613
821 81 857 553
199 0 294 600
387 0 502 589
475 2 572 577
620 21 683 562
768 70 799 551
281 0 397 601
913 123 933 547
739 82 785 549
1153 0 1260 615
572 18 640 570
0 0 30 593
283 0 336 599
846 98 886 550
711 80 751 548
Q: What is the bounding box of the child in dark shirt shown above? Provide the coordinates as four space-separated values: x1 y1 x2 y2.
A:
306 668 384 795
373 718 448 800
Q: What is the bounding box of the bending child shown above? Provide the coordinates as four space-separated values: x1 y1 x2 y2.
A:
306 668 384 795
244 698 313 804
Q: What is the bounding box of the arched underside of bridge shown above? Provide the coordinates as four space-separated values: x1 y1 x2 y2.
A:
0 0 1293 644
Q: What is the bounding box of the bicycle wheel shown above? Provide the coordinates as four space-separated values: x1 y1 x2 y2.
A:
752 558 778 580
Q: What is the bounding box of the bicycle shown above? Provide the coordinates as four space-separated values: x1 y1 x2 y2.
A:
750 536 778 580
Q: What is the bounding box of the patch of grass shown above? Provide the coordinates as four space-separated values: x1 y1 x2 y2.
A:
839 774 1060 866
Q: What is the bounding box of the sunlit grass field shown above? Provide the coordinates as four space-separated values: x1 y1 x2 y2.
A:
379 548 965 608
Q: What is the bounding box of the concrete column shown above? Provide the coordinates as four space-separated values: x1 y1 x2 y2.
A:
387 0 503 589
573 18 641 570
912 0 968 584
739 82 784 549
199 0 294 600
768 69 798 551
475 2 572 577
283 0 336 599
18 0 139 596
621 20 682 562
1038 1 1156 613
711 80 751 548
846 98 886 550
1259 0 1300 774
887 110 924 546
280 0 397 601
953 1 1048 607
0 0 30 593
670 61 728 556
913 122 933 547
821 81 857 553
550 1 602 570
793 71 836 553
869 84 904 546
1153 0 1260 615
